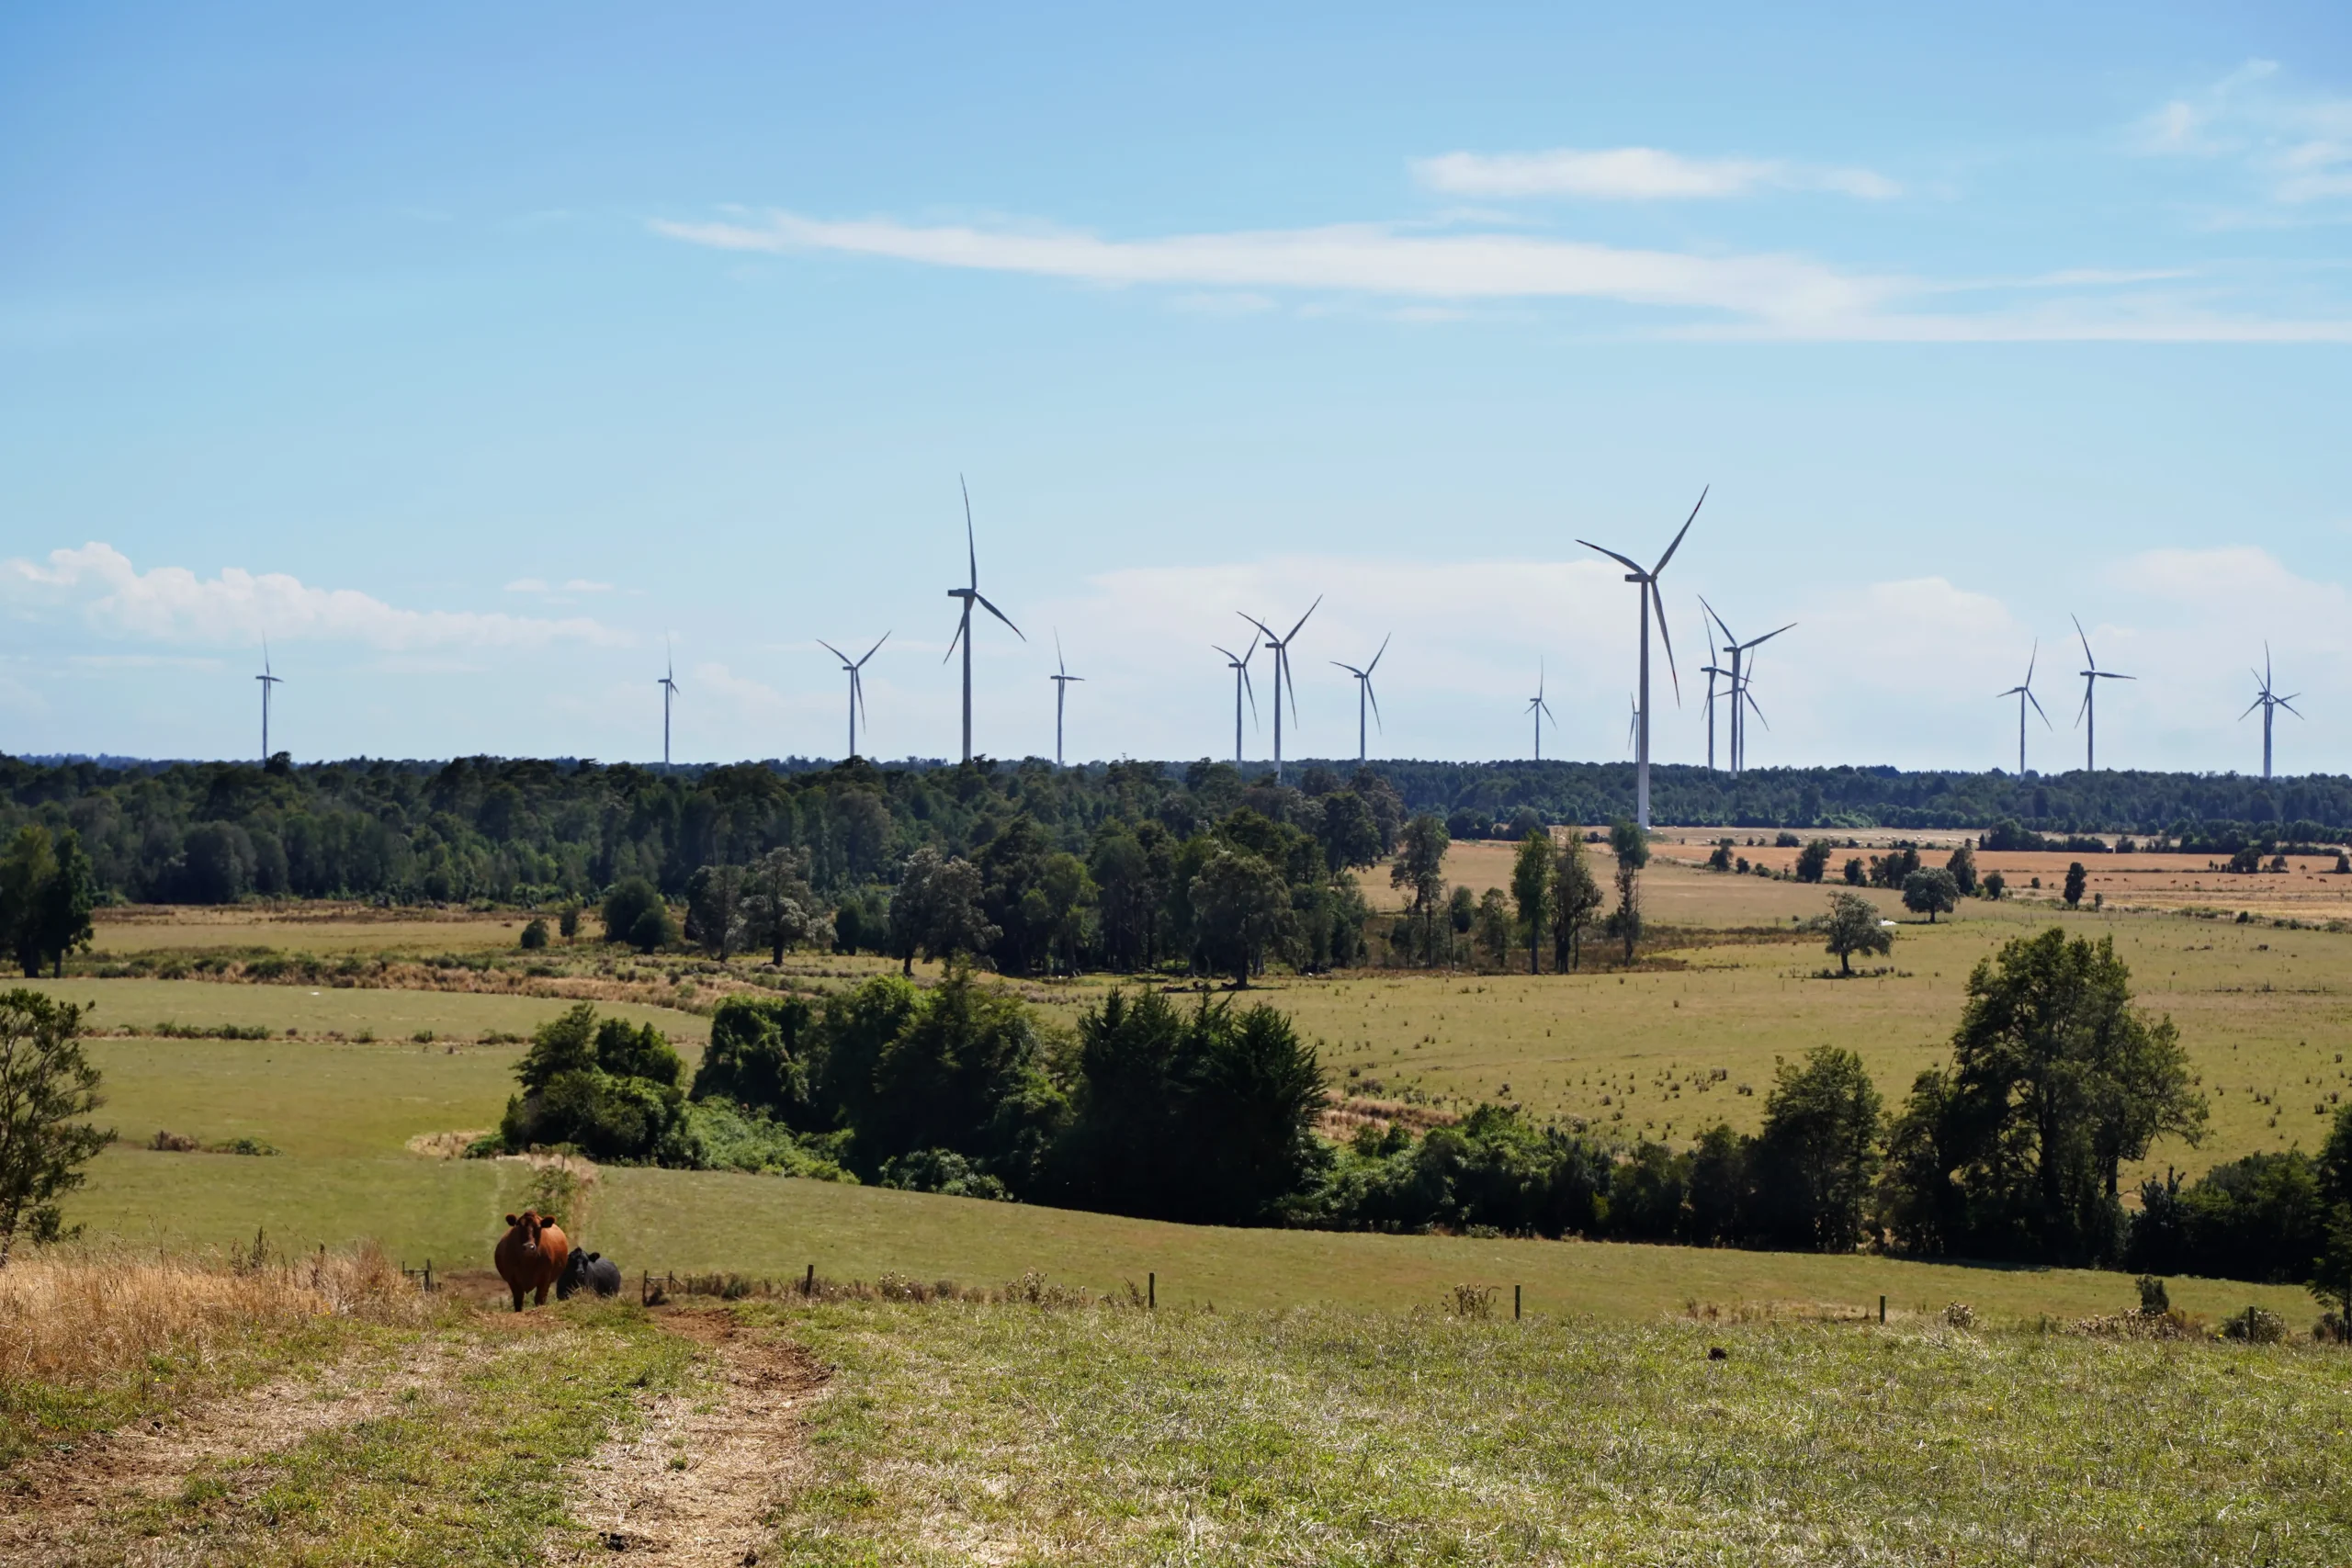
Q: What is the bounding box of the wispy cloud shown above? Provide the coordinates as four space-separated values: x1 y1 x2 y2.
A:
654 208 2352 342
2140 61 2352 204
1412 146 1900 201
505 577 615 595
5 545 631 650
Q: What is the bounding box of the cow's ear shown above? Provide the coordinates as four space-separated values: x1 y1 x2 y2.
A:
504 1213 518 1226
588 1252 600 1262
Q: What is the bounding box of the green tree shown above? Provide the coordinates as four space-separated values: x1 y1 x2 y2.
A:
0 828 57 978
1473 887 1512 968
1316 790 1384 873
1606 818 1647 964
2064 862 2088 908
684 863 743 957
0 992 110 1265
1389 813 1449 965
1551 834 1603 973
601 876 670 951
887 847 998 976
1982 870 2007 901
741 847 829 965
1752 1045 1883 1251
1842 856 1867 886
1510 829 1553 975
1902 867 1960 923
1945 843 1979 896
1794 839 1833 884
1822 889 1892 976
1038 852 1095 976
1192 849 1290 987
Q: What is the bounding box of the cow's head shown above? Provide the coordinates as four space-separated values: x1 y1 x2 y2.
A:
506 1210 557 1251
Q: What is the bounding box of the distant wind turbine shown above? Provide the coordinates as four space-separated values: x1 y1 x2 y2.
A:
1525 659 1556 761
1048 632 1084 767
255 642 283 763
1581 490 1703 829
656 641 679 767
1330 635 1388 766
817 633 888 761
2072 615 2134 772
1996 642 2051 777
1699 596 1794 776
944 477 1023 764
1624 694 1640 758
1240 598 1319 784
1212 641 1259 766
2241 644 2301 783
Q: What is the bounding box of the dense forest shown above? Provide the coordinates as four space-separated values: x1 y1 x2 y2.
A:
5 751 2351 915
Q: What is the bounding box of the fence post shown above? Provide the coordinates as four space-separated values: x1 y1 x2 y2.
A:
1514 1284 1521 1321
1148 1271 1155 1310
424 1259 434 1293
805 1262 815 1297
1879 1294 1886 1325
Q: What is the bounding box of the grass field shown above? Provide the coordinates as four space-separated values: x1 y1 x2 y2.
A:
769 1298 2352 1566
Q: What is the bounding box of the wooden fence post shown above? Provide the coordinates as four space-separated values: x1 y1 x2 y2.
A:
804 1262 815 1297
1879 1295 1886 1325
1148 1271 1155 1310
1514 1284 1521 1320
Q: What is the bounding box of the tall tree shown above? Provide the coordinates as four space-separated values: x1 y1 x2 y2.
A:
1752 1045 1883 1251
1607 818 1647 964
1510 829 1553 975
1191 850 1289 987
0 828 57 979
1902 867 1960 923
31 830 96 977
1551 834 1603 973
684 863 744 957
1390 813 1449 966
1822 890 1893 976
740 846 829 965
0 992 110 1266
2063 862 2088 908
887 847 998 976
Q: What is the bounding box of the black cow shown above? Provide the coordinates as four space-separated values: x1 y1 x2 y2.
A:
557 1248 622 1300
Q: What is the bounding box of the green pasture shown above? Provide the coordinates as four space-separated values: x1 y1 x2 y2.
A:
16 976 708 1045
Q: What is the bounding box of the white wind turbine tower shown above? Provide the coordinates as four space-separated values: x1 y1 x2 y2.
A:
944 477 1023 763
656 641 680 766
1581 490 1703 829
254 642 283 763
1525 660 1556 761
817 633 888 761
1240 597 1319 784
2241 645 2301 782
1996 642 2051 777
1330 635 1388 766
2072 615 2134 772
1048 632 1084 767
1211 641 1259 765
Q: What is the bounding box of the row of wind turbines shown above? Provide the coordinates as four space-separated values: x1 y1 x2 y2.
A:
238 482 2307 824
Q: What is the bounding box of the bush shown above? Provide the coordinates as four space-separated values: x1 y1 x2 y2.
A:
691 995 817 1123
601 877 666 947
2222 1306 2287 1344
518 918 549 950
628 904 679 953
878 1146 1012 1201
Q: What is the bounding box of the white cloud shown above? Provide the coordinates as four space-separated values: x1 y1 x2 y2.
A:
2139 61 2352 204
5 544 631 651
505 577 615 595
1413 146 1900 201
654 209 2352 342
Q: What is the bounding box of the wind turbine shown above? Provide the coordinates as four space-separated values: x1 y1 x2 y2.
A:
2072 615 2133 772
1623 694 1640 758
2241 644 2301 782
1581 490 1703 829
1048 632 1084 768
656 641 680 766
254 642 283 763
944 477 1023 764
1211 641 1259 766
1525 659 1556 761
1996 642 2051 777
1329 634 1388 766
817 633 888 761
1700 597 1794 776
1239 597 1319 784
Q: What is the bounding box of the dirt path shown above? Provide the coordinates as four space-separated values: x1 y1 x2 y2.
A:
560 1309 829 1565
0 1337 473 1563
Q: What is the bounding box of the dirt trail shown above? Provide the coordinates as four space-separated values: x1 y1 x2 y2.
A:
0 1337 472 1562
561 1308 828 1565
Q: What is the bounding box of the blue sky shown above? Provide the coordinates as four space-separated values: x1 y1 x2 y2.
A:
3 3 2347 773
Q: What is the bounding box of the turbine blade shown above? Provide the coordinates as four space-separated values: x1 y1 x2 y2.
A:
1239 612 1276 643
1744 689 1771 729
1366 632 1389 674
1212 644 1239 663
857 630 890 666
1285 594 1321 644
1539 698 1555 725
2280 697 2304 718
974 592 1024 640
2241 697 2266 721
1651 581 1680 703
1330 661 1362 676
961 475 978 588
943 605 968 664
2073 613 2095 671
2028 690 2052 728
2024 639 2037 685
1055 628 1065 676
1366 680 1382 730
816 638 851 664
1651 486 1707 576
1241 665 1258 725
1745 622 1797 650
1578 540 1646 577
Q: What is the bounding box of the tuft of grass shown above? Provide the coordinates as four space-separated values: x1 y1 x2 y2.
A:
766 1299 2352 1566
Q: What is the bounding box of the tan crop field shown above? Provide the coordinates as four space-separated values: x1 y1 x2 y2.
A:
92 902 528 953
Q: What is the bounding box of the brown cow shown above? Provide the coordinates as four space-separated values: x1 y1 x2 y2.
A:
493 1210 571 1312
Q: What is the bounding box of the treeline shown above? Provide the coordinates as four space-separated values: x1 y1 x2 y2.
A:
481 923 2349 1310
7 751 2352 917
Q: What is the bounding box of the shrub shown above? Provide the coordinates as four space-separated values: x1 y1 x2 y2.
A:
2222 1306 2287 1344
878 1147 1012 1201
600 877 664 947
518 918 549 951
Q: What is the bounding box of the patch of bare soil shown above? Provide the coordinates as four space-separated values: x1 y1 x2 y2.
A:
560 1308 828 1565
0 1337 470 1562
